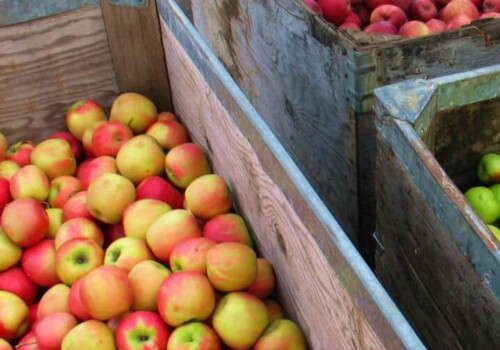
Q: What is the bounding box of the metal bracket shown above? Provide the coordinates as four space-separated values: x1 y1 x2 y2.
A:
108 0 148 8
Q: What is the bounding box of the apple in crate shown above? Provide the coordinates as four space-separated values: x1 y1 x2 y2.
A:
399 21 430 38
7 141 34 167
68 278 91 321
0 339 13 350
104 237 155 272
169 237 217 273
0 160 20 180
136 175 184 209
318 0 350 25
464 186 499 224
49 131 84 161
61 320 116 350
483 0 500 12
167 322 222 350
116 311 170 350
30 138 77 180
265 299 285 323
203 213 253 246
55 238 104 285
91 121 134 157
185 174 233 220
77 155 118 190
9 165 49 201
480 12 500 19
0 177 12 214
47 175 81 208
0 291 29 341
110 92 158 134
22 239 60 287
128 260 171 311
86 173 136 224
245 258 276 300
158 111 178 122
16 331 38 350
82 120 106 158
2 198 49 247
426 18 447 33
37 283 71 320
80 265 133 321
146 120 190 151
62 191 94 222
102 222 126 248
35 312 78 350
46 208 63 238
410 0 438 22
477 153 500 185
212 292 269 349
55 217 104 249
0 268 39 305
123 199 172 239
364 21 399 34
157 271 216 327
445 14 472 30
0 228 22 271
370 5 408 29
65 99 107 141
441 0 479 22
165 143 212 189
254 319 307 350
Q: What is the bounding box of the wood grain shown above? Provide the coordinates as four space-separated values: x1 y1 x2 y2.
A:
0 5 118 144
159 12 410 350
100 0 172 111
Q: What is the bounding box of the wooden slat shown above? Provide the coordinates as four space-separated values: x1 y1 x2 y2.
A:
0 5 118 144
100 0 173 111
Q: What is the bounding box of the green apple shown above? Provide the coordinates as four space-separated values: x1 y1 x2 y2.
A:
123 199 171 239
464 186 499 224
253 319 307 350
61 320 116 350
477 153 500 185
0 228 22 271
104 237 155 272
487 225 500 242
166 322 221 350
0 291 29 341
46 208 63 239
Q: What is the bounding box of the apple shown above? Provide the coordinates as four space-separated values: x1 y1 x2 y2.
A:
80 265 133 320
47 176 81 208
399 20 430 37
109 92 158 134
166 322 222 350
107 312 131 333
344 10 362 25
61 320 116 350
56 238 104 285
364 21 399 34
354 4 371 24
441 0 479 22
0 268 39 305
146 120 190 151
339 21 361 29
103 222 126 248
116 311 170 350
136 176 184 209
9 165 49 202
165 143 212 189
365 0 412 10
0 339 13 350
7 141 34 167
22 239 60 287
483 0 500 12
2 198 48 247
123 199 172 239
158 111 178 122
244 259 276 299
0 228 22 271
157 271 216 327
55 217 104 249
370 5 408 29
30 139 76 180
35 312 78 350
169 237 217 273
81 120 106 158
68 278 91 321
185 174 233 221
16 331 38 350
146 209 202 262
0 177 12 215
0 160 20 180
28 303 39 328
206 242 258 292
91 121 134 157
303 0 324 15
116 135 165 185
65 99 107 141
203 213 253 246
426 18 447 33
445 13 473 29
0 133 6 161
464 186 499 224
37 283 71 320
479 12 500 19
49 131 84 161
104 237 155 272
318 0 350 25
253 319 307 350
265 299 285 323
410 0 438 22
86 173 136 224
488 225 500 241
129 260 171 311
61 191 94 222
212 292 269 349
0 291 29 341
77 156 118 190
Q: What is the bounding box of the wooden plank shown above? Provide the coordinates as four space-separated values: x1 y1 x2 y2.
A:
0 5 118 144
158 1 424 348
100 0 173 111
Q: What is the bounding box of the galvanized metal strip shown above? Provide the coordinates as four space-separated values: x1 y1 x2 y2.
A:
157 1 425 348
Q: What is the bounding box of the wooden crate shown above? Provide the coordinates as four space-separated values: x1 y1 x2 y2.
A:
0 0 425 349
190 0 500 262
374 65 500 349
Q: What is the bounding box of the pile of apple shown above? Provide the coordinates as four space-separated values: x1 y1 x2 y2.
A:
304 0 500 37
0 93 307 350
464 153 500 242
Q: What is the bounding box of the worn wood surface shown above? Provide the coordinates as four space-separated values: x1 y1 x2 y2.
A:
158 1 424 348
100 0 172 111
0 5 118 144
376 117 500 349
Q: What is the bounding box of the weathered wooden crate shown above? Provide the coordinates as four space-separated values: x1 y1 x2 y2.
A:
374 65 500 349
191 0 500 262
0 0 425 349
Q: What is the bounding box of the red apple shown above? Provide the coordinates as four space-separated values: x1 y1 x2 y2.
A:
16 331 38 350
184 174 233 221
47 176 81 208
365 0 412 10
49 131 84 161
76 156 118 190
303 0 324 15
6 141 34 167
123 199 172 239
354 4 371 24
445 13 473 29
128 260 171 311
35 312 78 350
318 0 350 25
61 191 94 222
65 99 107 141
370 4 408 28
426 18 447 32
109 92 158 134
9 165 49 202
410 0 438 22
344 10 362 25
136 176 184 209
104 237 155 272
61 320 116 350
157 111 178 122
54 217 104 250
399 20 431 37
81 120 106 159
91 121 134 157
146 120 190 151
68 278 91 321
244 258 276 300
479 11 500 18
30 139 76 180
203 213 254 246
2 198 48 247
0 268 39 305
483 0 500 12
0 339 13 350
169 237 217 273
0 291 29 341
37 283 71 320
165 143 212 189
0 177 12 215
22 239 60 287
167 322 222 350
56 238 104 285
364 21 399 34
102 222 126 248
339 21 361 29
441 0 479 22
265 299 285 323
116 311 170 350
28 303 39 328
0 228 22 272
